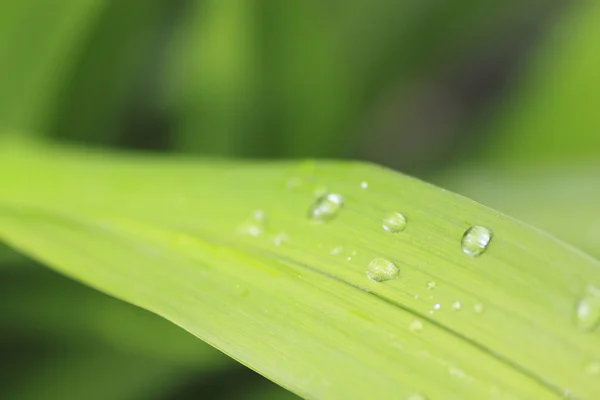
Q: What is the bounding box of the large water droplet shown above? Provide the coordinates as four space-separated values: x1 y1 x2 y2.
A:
237 210 267 236
366 258 399 282
461 226 493 257
575 285 600 331
382 212 407 233
308 193 344 222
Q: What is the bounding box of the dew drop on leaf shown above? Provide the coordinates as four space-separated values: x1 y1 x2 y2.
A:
382 212 407 233
237 210 267 236
452 301 462 311
366 258 399 282
409 319 423 333
574 284 600 331
360 181 369 189
427 281 436 290
473 303 485 314
272 232 289 246
461 225 492 257
308 193 344 222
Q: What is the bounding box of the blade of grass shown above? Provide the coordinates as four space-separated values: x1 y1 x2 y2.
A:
478 1 600 165
46 0 169 147
0 0 105 135
0 141 598 398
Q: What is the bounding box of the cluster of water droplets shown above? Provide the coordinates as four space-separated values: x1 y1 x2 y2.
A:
236 175 600 392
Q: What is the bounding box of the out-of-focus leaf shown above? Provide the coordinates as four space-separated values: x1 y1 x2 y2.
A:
47 0 169 146
479 1 600 165
0 141 598 398
3 344 191 400
0 1 105 134
170 0 263 156
0 264 233 367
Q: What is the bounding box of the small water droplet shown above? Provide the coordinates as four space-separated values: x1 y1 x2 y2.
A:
360 181 369 189
382 212 407 233
461 225 493 257
286 176 304 190
473 303 485 314
308 193 344 222
575 285 600 331
585 361 600 376
272 232 289 246
427 281 437 290
413 294 420 299
366 258 399 282
433 303 441 310
409 319 423 333
406 394 428 400
237 210 267 236
330 245 344 255
452 301 462 311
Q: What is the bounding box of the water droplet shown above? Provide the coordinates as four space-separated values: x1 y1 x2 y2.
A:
360 181 369 189
346 256 352 261
237 210 267 236
473 303 485 314
433 303 441 310
427 281 437 290
308 193 344 222
330 246 344 255
382 212 407 233
452 301 462 311
409 319 423 333
272 232 289 246
575 285 600 331
461 225 493 257
406 394 427 400
584 361 600 376
366 258 399 282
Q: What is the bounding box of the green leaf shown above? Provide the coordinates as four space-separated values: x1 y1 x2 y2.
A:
480 1 600 165
0 0 106 134
0 142 598 398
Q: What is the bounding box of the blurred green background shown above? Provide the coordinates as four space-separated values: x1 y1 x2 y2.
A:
1 1 599 399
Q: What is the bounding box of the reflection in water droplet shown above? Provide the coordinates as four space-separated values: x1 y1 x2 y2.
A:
237 210 267 236
366 258 399 282
461 226 493 257
360 181 369 189
427 281 437 290
409 319 423 333
308 193 344 222
473 303 485 314
382 212 407 233
452 301 462 311
575 285 600 331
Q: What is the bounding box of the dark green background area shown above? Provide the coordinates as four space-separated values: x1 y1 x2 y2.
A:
1 1 599 398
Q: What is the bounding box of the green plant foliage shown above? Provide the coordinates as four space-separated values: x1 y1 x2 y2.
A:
0 142 598 399
46 0 169 146
481 1 600 164
0 0 105 134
